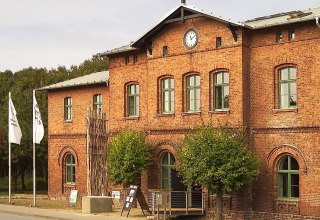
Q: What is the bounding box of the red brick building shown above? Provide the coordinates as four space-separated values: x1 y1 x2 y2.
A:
43 3 320 218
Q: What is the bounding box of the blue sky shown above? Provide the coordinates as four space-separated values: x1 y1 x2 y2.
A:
0 0 319 72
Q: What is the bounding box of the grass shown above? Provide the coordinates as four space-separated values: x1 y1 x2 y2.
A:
0 176 47 194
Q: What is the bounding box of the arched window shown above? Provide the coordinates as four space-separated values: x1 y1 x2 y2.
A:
278 155 299 199
93 94 102 111
214 71 229 110
186 74 200 112
66 154 75 184
161 77 174 114
127 84 139 117
161 152 175 190
279 67 297 109
64 97 72 121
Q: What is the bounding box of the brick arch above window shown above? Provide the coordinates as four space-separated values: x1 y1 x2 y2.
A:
58 146 79 166
267 144 307 174
209 68 230 74
150 142 177 163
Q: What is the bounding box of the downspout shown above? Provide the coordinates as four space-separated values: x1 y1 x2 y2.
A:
316 17 320 28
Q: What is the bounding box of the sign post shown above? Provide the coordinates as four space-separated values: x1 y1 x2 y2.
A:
121 185 151 217
69 190 79 208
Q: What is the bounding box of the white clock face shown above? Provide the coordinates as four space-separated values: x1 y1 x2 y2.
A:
184 29 198 49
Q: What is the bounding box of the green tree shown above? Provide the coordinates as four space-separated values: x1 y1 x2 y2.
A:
108 130 151 187
178 126 259 220
0 56 109 192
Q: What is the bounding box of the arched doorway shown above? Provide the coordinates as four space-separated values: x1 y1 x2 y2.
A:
160 152 187 208
160 152 185 191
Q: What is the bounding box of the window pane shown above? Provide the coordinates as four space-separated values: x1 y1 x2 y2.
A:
170 155 175 165
289 68 296 80
279 157 288 170
136 96 139 114
67 167 72 182
130 85 135 94
171 92 174 112
279 173 288 197
171 78 174 87
280 83 288 95
195 75 200 86
188 77 194 87
189 90 194 102
290 158 299 170
196 99 201 111
162 167 169 179
280 95 289 108
215 86 222 109
280 69 288 80
162 153 169 165
224 86 229 108
164 101 169 112
129 97 135 115
162 178 169 190
164 79 169 89
290 82 296 95
291 174 299 197
216 73 222 84
224 72 229 84
164 91 169 103
290 82 297 107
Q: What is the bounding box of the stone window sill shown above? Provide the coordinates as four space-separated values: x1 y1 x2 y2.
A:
64 120 73 123
157 113 175 117
209 110 230 114
123 116 140 120
181 112 201 116
276 198 300 202
272 108 298 114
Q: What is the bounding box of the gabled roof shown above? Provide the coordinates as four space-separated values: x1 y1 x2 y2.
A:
245 7 320 29
132 4 244 47
97 5 320 57
97 4 244 56
39 71 109 91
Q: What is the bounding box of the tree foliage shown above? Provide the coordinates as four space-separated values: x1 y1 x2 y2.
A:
108 130 151 187
0 57 109 191
177 125 259 220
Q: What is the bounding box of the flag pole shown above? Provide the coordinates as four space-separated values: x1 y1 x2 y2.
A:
8 92 11 204
33 90 36 207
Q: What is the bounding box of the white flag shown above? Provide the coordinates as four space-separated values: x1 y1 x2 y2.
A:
9 93 22 145
33 91 44 144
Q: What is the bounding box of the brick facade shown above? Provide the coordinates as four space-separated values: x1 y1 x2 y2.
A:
46 5 320 219
47 85 109 197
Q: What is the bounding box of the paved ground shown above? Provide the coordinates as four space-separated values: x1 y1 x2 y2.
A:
0 212 47 220
0 203 147 220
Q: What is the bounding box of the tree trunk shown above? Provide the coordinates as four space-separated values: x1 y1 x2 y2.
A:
12 171 18 192
21 168 27 191
215 188 223 220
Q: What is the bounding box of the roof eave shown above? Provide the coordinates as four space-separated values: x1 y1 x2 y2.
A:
96 47 138 58
38 80 109 91
247 16 316 30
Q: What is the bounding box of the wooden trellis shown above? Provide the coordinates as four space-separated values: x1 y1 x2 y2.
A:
86 108 108 196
